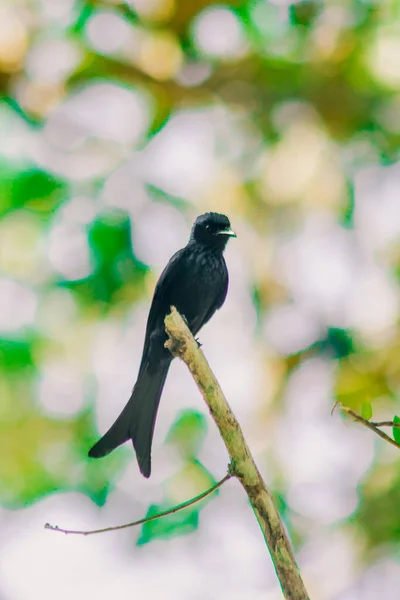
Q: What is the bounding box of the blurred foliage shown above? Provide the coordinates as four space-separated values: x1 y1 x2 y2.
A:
138 459 218 545
0 166 66 216
0 0 400 564
166 408 208 459
63 210 148 307
361 400 373 421
393 416 400 444
0 340 127 507
136 409 215 544
355 456 400 551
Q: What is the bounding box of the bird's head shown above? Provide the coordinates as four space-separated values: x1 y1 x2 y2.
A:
191 212 236 251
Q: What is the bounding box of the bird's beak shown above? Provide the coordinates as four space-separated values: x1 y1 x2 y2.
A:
216 228 237 238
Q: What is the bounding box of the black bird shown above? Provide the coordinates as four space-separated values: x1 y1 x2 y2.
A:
88 212 236 477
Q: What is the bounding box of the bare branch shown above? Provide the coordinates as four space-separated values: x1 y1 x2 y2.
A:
164 307 310 600
370 420 400 429
45 473 231 536
339 405 400 450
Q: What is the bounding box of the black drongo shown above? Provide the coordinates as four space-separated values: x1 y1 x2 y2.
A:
88 212 236 477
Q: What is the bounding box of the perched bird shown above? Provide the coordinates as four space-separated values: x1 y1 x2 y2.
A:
88 212 236 477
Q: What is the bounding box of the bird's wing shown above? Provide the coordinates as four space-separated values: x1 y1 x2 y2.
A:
138 247 187 372
193 257 229 333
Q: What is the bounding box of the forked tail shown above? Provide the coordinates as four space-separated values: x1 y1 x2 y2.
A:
88 362 170 477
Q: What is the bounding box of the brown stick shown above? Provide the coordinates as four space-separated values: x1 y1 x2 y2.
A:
45 473 231 536
339 406 400 450
370 420 400 429
165 307 310 600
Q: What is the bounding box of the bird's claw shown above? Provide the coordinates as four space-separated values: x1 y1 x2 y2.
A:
195 338 202 348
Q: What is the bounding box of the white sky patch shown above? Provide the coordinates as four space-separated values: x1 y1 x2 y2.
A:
175 60 212 87
91 314 145 431
0 101 35 161
346 266 400 337
299 531 356 599
25 38 82 83
0 279 37 332
275 359 374 523
263 303 322 355
100 159 149 214
39 0 76 25
354 162 400 251
86 11 132 56
192 6 247 59
0 487 272 600
44 82 150 147
287 480 359 525
47 221 92 280
36 288 78 338
37 361 86 415
60 196 98 225
140 110 217 199
274 214 355 326
131 204 189 270
348 559 400 600
31 82 152 180
367 26 400 88
31 134 122 181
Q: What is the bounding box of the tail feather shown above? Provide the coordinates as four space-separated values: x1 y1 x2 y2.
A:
88 362 170 477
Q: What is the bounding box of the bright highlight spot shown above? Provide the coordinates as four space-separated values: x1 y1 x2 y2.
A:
367 26 400 88
86 11 132 55
0 8 28 72
138 31 182 80
0 279 37 332
192 6 247 59
126 0 176 23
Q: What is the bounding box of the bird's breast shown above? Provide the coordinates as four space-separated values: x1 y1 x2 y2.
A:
171 248 228 332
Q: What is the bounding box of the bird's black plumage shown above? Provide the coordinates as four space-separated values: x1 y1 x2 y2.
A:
88 212 236 477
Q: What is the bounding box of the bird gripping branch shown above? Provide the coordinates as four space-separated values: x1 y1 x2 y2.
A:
88 212 236 477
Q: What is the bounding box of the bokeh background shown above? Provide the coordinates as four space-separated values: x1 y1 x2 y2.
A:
1 0 400 598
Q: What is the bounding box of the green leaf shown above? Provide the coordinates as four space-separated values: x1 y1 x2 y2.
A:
146 184 191 213
11 169 66 215
361 401 373 421
340 182 355 229
89 210 148 303
0 403 127 509
322 328 355 359
62 210 148 307
334 353 393 411
166 409 207 459
137 503 199 546
289 0 321 27
137 460 218 546
0 338 33 371
0 164 15 215
393 416 400 444
355 457 400 550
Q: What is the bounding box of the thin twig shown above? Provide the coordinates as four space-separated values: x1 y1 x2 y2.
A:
331 401 340 416
340 406 400 450
370 421 400 429
45 473 231 536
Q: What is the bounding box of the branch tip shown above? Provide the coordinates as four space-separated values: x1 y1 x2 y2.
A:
44 473 231 536
339 405 400 450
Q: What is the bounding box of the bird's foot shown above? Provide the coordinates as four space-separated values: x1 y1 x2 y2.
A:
195 337 202 348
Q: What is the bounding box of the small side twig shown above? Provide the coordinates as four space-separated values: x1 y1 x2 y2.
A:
370 421 400 429
339 405 400 450
45 473 231 536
